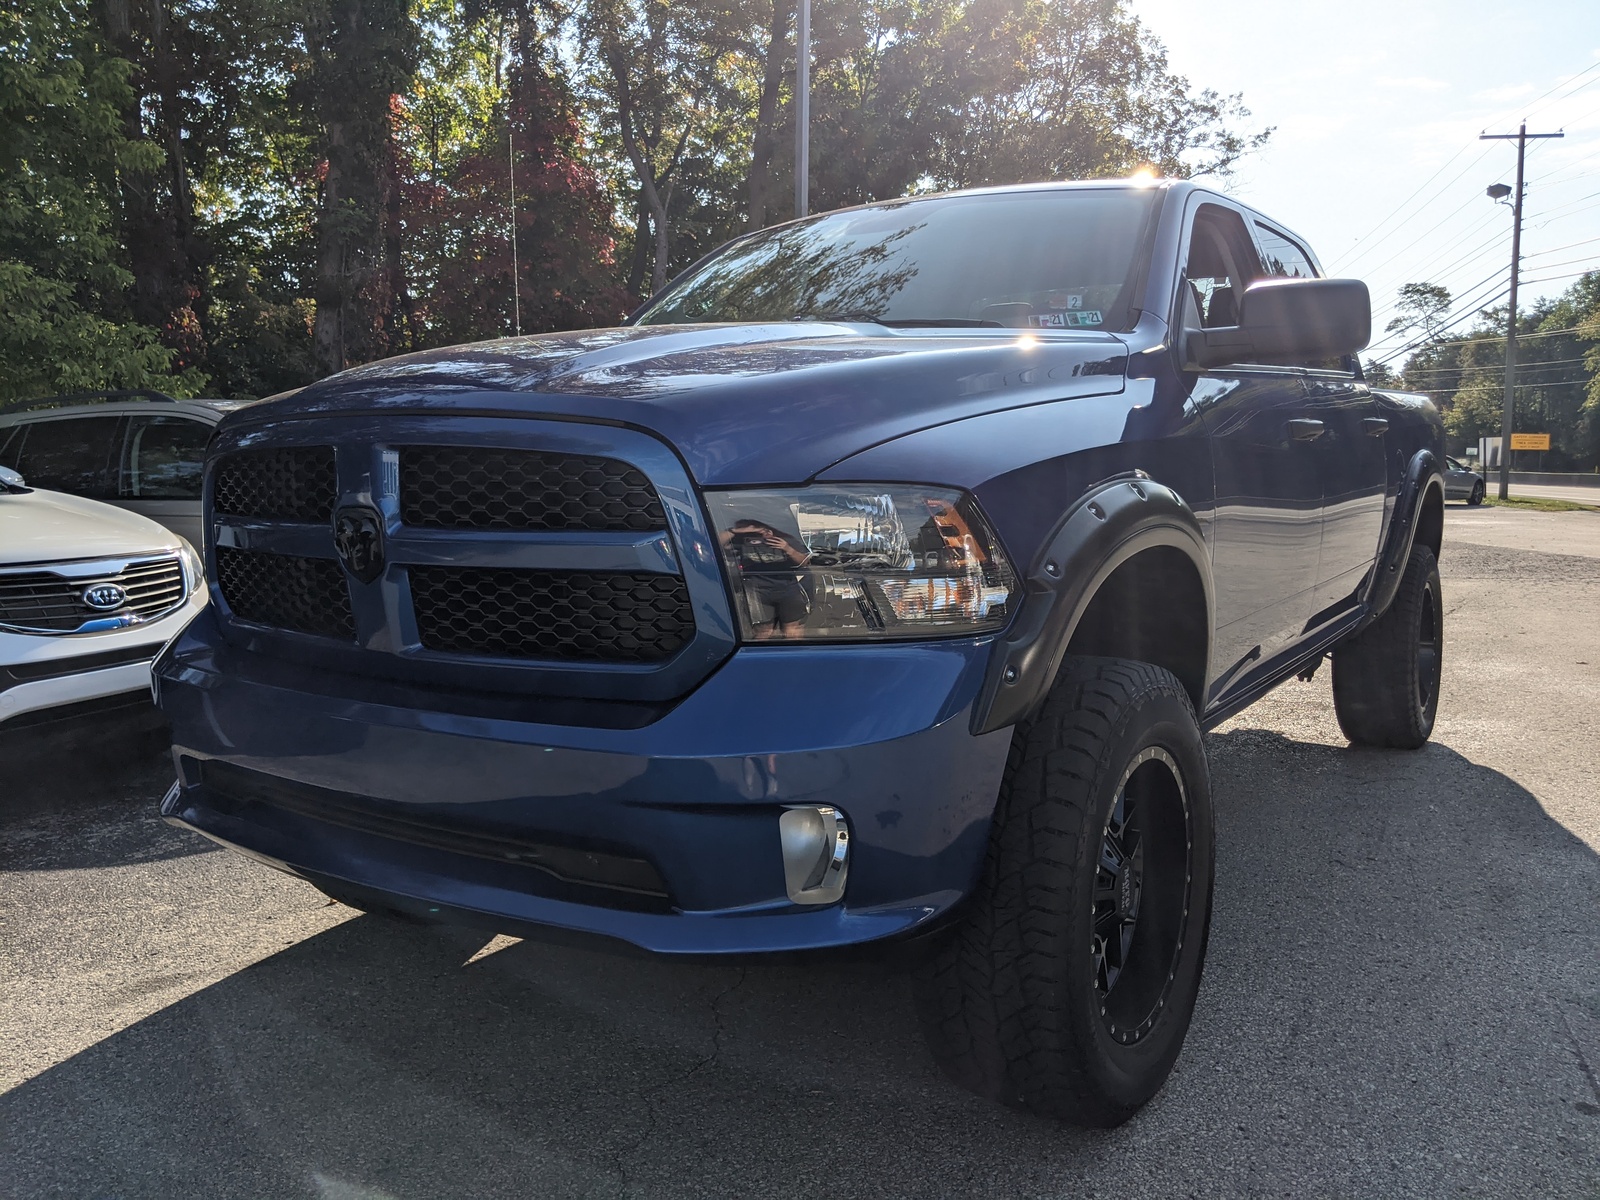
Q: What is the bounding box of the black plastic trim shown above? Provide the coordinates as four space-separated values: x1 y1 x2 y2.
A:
971 474 1213 734
1364 448 1443 624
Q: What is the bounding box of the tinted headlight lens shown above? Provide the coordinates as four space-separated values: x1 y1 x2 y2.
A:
705 486 1017 641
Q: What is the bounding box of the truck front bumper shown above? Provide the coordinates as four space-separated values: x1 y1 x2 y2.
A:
154 616 1013 955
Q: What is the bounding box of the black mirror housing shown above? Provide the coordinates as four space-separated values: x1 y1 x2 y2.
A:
1185 277 1371 370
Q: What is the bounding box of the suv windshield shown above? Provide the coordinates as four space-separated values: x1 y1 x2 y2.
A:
635 187 1158 332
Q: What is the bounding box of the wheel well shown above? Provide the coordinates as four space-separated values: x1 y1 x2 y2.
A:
1062 546 1207 711
1416 482 1443 558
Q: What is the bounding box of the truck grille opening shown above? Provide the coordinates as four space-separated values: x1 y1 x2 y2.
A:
215 547 355 640
214 446 337 523
195 759 674 913
399 446 666 532
409 566 693 663
0 556 185 633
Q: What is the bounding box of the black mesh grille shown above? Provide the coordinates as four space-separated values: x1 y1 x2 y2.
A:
215 547 354 640
0 556 185 633
214 446 336 522
409 567 692 663
400 446 665 532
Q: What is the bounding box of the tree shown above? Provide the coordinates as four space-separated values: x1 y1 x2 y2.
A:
1385 281 1452 340
299 0 420 375
0 0 196 400
400 2 630 343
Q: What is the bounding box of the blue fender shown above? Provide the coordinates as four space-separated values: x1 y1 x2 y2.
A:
972 474 1213 735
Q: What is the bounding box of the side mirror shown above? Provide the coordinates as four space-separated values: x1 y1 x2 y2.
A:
1184 277 1371 370
0 465 27 493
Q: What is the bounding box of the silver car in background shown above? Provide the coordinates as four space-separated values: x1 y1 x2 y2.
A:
1444 456 1485 505
0 390 250 546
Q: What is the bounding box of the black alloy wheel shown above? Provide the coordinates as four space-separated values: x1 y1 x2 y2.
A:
1332 542 1443 749
1469 480 1485 506
1092 747 1192 1047
916 657 1215 1127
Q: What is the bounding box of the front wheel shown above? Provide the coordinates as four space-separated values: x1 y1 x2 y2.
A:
1331 543 1442 748
1468 480 1485 506
915 658 1215 1127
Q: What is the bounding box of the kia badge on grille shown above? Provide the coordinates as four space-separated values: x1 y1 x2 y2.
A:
81 583 127 611
334 506 386 583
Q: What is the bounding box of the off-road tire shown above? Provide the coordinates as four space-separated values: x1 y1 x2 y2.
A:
915 657 1215 1127
1468 481 1485 506
1331 543 1442 749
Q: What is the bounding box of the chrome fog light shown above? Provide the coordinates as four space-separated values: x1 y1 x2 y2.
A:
779 805 850 905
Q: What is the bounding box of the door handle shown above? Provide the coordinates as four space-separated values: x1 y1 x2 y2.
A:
1287 418 1326 442
1363 417 1389 436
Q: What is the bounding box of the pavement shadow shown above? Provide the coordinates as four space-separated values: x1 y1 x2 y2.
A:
0 717 207 872
4 733 1598 1198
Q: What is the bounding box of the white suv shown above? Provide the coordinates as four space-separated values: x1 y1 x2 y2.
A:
0 465 206 733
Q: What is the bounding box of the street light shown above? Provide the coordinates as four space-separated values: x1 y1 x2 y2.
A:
1486 182 1512 203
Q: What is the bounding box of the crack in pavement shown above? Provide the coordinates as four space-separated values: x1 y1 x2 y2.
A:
609 967 747 1199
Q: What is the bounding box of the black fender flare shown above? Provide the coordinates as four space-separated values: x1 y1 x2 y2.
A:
972 474 1214 735
1364 448 1445 623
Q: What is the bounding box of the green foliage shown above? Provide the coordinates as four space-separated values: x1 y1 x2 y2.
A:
1385 282 1452 339
0 0 195 400
3 0 1277 398
1397 271 1600 470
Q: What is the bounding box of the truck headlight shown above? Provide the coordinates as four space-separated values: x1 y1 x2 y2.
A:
705 485 1018 641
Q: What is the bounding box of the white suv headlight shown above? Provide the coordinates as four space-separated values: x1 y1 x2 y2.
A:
176 537 204 595
704 485 1018 642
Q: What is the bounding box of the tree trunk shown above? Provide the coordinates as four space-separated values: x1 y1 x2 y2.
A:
745 0 791 231
626 197 651 298
312 118 347 376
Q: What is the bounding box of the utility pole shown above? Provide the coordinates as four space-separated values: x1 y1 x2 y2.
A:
508 126 521 337
795 0 810 218
1480 122 1561 499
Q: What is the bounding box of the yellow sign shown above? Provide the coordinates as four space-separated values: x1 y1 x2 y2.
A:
1510 433 1551 451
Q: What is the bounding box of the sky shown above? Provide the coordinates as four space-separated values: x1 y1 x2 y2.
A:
1126 0 1600 367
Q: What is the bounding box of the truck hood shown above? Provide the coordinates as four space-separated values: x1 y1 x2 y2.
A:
0 488 182 567
245 323 1130 484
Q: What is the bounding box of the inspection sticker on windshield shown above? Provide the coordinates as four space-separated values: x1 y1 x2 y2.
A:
1032 310 1101 328
1047 291 1084 310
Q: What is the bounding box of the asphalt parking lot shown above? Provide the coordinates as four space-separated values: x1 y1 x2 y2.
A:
4 506 1598 1199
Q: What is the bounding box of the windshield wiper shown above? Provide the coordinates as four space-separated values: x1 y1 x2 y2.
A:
791 313 1002 328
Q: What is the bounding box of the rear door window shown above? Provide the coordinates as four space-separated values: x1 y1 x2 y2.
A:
1254 224 1319 279
120 415 211 499
8 416 123 497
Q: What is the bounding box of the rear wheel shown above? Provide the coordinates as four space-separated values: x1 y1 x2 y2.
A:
1468 480 1484 506
915 657 1214 1127
1331 543 1442 748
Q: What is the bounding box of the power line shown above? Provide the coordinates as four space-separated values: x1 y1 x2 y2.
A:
1329 144 1472 269
1333 147 1496 273
1521 61 1600 122
1374 284 1513 367
1384 324 1590 355
1488 59 1600 127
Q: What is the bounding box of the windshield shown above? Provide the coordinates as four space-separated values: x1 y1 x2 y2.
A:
635 188 1158 332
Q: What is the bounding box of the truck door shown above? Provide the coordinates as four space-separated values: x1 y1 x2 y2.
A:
1252 221 1387 624
1178 202 1324 700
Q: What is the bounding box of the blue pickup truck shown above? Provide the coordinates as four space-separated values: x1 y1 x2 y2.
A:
154 179 1446 1126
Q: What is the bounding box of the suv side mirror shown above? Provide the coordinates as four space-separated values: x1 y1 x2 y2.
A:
0 465 27 493
1184 277 1371 371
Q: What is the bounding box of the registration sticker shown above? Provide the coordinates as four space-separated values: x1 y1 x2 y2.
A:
1065 310 1102 327
1031 312 1069 328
